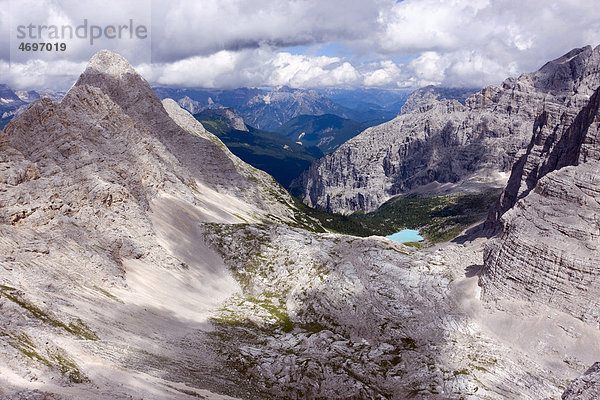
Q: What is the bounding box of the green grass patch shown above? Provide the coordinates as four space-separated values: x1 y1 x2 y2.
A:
93 285 122 302
213 297 294 333
292 188 502 244
50 351 89 383
0 329 88 383
2 331 51 366
0 286 98 340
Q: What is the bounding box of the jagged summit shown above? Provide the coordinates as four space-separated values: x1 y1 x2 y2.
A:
527 44 600 98
552 45 591 64
84 49 137 78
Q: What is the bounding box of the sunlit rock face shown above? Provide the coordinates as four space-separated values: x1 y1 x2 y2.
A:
481 82 600 325
295 45 600 213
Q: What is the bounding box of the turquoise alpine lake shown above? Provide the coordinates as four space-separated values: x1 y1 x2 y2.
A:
385 229 424 243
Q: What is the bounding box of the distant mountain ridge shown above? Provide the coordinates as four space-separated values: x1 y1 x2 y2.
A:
154 85 408 130
0 84 28 129
399 85 479 114
194 107 322 188
277 113 365 154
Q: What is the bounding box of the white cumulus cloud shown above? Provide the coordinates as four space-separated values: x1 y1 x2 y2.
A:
1 0 600 90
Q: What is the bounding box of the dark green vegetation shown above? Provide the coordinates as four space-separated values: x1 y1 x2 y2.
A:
296 189 502 244
195 111 323 188
276 114 365 154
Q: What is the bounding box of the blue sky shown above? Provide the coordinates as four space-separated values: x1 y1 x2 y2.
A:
1 0 600 90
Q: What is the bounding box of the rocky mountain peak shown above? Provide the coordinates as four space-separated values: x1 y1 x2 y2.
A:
84 49 137 78
399 85 478 114
72 50 171 133
528 45 599 99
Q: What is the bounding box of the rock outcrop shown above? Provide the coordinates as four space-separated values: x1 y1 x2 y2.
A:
480 82 600 325
487 46 600 228
562 362 600 400
295 45 600 213
399 85 478 114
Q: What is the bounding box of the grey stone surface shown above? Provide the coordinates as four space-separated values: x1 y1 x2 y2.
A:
562 362 600 400
399 85 478 114
480 82 600 325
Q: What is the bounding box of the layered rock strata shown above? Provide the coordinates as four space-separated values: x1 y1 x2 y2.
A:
481 83 600 325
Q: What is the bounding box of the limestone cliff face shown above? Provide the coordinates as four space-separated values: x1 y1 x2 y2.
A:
480 84 600 325
487 45 600 229
295 45 600 213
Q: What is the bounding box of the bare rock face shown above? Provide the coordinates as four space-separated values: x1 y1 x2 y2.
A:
480 83 600 325
399 85 478 114
487 46 600 229
72 50 295 218
176 95 203 114
562 362 600 400
295 45 600 213
0 50 300 399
